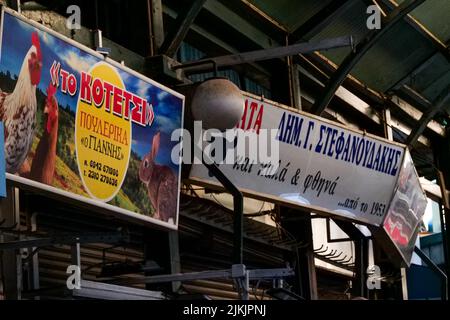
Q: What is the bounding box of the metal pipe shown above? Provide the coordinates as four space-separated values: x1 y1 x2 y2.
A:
110 267 293 285
172 59 218 77
173 36 353 74
202 160 244 264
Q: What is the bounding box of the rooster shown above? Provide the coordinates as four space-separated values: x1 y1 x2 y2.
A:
0 31 42 174
30 83 58 185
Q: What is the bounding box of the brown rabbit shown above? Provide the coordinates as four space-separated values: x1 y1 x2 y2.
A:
139 132 178 224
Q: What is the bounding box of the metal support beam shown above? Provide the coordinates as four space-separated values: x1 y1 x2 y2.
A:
298 215 318 300
388 95 445 137
298 55 439 145
112 266 294 285
435 134 450 300
413 246 448 300
400 85 433 111
301 60 435 146
280 209 317 300
436 169 450 300
333 219 369 298
202 160 244 265
28 213 39 293
290 0 356 42
173 36 353 74
382 108 394 141
147 0 165 55
0 186 21 299
406 87 450 146
437 171 450 209
287 56 302 110
159 0 206 57
311 0 426 115
438 200 450 300
0 230 127 251
168 231 181 292
162 4 272 86
355 237 370 298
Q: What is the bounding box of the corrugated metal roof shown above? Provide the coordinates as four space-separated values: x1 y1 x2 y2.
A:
244 0 450 115
396 0 450 43
310 0 372 63
353 20 437 92
401 53 449 91
247 0 334 32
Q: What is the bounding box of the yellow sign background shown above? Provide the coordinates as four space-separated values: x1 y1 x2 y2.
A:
75 62 131 201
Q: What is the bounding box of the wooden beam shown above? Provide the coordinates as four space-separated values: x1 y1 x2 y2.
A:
397 85 434 114
383 108 394 141
159 0 207 57
303 52 386 106
311 0 426 116
389 95 445 137
298 63 433 146
406 86 450 145
419 177 442 203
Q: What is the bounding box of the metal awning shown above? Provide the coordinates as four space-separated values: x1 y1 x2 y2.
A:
243 0 450 114
165 0 449 179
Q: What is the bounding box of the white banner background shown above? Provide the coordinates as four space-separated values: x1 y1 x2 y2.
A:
189 93 406 226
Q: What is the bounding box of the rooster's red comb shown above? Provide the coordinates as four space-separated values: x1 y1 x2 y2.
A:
31 31 41 61
46 82 57 99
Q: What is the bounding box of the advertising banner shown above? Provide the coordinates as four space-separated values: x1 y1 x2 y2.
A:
381 150 428 265
189 93 406 226
0 8 184 229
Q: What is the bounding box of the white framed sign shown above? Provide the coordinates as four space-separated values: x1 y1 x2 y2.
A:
189 92 406 227
0 8 184 230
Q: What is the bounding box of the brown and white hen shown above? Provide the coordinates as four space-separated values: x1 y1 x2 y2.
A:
0 31 42 174
30 83 58 185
